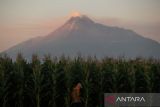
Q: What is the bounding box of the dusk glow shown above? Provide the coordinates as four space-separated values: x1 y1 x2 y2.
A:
0 0 160 52
71 12 81 17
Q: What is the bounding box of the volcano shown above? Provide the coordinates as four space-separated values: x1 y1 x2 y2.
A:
2 15 160 59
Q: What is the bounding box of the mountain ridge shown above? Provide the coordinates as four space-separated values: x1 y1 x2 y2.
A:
2 15 160 59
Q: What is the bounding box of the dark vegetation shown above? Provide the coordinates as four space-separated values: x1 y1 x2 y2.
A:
0 54 160 107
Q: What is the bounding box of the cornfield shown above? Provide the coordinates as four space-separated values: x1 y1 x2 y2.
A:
0 54 160 107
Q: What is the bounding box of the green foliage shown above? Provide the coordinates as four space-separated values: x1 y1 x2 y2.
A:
0 55 159 107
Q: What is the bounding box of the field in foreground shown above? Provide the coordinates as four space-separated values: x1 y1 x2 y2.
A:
0 54 160 107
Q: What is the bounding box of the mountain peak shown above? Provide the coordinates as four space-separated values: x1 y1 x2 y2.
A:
67 15 94 25
59 14 95 31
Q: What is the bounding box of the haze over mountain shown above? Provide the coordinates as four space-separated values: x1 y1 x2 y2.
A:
2 15 160 59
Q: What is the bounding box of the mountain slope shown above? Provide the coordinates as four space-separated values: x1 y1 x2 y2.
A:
3 15 160 59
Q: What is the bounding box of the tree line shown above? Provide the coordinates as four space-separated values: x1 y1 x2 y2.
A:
0 54 160 107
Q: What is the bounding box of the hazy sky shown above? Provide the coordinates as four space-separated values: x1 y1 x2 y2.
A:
0 0 160 52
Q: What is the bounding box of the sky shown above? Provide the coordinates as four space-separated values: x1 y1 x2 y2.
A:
0 0 160 52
